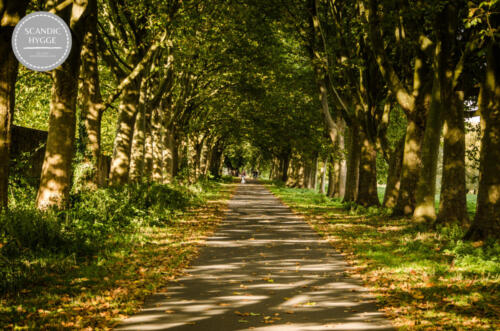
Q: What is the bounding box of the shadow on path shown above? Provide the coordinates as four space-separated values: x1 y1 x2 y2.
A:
117 183 394 331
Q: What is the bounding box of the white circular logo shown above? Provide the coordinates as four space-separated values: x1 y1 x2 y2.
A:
11 11 72 72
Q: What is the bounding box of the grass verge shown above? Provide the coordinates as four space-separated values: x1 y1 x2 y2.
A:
0 180 236 330
268 185 499 330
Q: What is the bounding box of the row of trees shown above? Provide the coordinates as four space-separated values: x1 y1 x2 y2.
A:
0 0 498 241
257 0 498 240
1 1 265 209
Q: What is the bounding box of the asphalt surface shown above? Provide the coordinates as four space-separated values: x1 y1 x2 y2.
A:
117 183 394 331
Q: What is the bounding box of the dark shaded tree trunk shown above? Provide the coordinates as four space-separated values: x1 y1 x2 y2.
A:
36 1 93 209
208 140 223 178
437 92 468 225
0 0 28 210
356 129 380 206
465 41 500 240
383 137 404 208
281 153 290 183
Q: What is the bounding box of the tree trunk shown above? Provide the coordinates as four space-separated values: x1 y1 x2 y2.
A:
151 108 163 182
281 153 290 183
109 81 141 185
465 41 500 240
319 156 327 194
312 156 319 190
129 98 148 182
413 71 443 221
36 2 92 209
356 129 380 206
171 132 180 178
344 125 360 202
393 117 425 216
437 92 468 225
338 129 347 198
383 137 404 208
78 2 104 188
144 109 153 182
0 0 28 210
208 140 223 178
435 4 468 226
327 156 335 197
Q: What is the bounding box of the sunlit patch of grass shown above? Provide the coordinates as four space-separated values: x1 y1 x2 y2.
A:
0 182 236 330
269 185 500 330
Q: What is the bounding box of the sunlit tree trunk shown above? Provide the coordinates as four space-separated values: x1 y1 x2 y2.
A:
393 117 425 216
79 1 104 188
109 80 141 185
163 128 177 181
144 110 153 182
338 129 347 198
0 0 28 210
356 128 379 206
151 108 163 183
129 88 149 183
344 125 360 202
465 41 500 240
327 156 335 197
413 72 443 221
319 157 327 194
36 1 93 209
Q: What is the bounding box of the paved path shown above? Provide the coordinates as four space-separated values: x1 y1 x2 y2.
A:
117 183 394 331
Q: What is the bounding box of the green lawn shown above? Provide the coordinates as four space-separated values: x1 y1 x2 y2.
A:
269 184 499 330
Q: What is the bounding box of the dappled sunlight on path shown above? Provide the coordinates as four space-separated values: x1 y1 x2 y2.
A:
117 183 394 331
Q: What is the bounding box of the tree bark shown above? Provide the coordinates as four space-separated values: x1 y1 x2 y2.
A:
437 92 468 225
78 1 104 188
0 0 28 210
312 156 318 190
281 153 290 183
109 80 141 185
393 117 425 216
151 108 163 182
319 156 327 194
327 156 335 197
383 137 404 208
356 129 380 206
36 1 93 209
144 109 153 181
208 140 223 178
344 125 360 202
413 71 443 221
129 89 149 183
465 41 500 240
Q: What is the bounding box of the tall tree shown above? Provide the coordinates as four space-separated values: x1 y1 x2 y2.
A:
36 0 94 209
0 0 28 210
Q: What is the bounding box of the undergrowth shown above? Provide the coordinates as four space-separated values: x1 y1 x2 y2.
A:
0 178 224 293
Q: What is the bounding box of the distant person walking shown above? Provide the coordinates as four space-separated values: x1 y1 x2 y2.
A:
241 171 246 184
